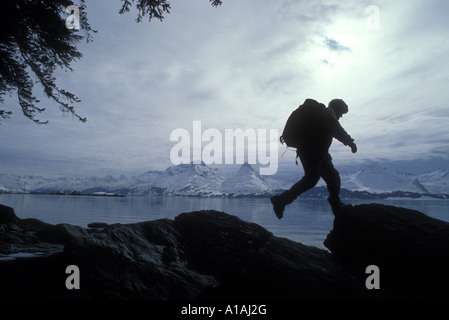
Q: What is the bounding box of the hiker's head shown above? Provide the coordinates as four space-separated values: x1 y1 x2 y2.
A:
328 99 348 119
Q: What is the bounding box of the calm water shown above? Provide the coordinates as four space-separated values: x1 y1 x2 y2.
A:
1 194 448 249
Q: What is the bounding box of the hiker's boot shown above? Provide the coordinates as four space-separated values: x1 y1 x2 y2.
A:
327 196 346 212
270 195 286 219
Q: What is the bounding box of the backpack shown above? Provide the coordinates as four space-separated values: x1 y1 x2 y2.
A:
280 98 326 149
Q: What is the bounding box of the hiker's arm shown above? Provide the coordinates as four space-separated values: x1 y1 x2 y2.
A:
331 118 357 153
330 118 352 143
348 141 357 153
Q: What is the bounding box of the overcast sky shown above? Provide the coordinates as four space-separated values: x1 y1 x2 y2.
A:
1 0 449 177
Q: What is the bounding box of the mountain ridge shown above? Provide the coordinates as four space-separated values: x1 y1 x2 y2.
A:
1 162 448 198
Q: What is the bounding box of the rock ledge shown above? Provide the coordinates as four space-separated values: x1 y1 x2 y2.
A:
1 202 448 299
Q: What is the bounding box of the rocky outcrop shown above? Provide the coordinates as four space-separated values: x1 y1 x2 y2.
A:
325 203 449 298
1 202 449 300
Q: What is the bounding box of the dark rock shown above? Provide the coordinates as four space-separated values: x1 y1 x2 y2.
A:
0 205 63 262
173 211 366 299
87 222 109 229
325 203 449 298
1 202 449 300
0 204 18 224
0 205 367 300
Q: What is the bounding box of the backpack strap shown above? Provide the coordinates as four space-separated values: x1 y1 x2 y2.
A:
280 145 300 165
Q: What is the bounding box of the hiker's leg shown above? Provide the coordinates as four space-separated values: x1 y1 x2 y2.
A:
279 151 321 205
271 148 322 219
320 154 343 208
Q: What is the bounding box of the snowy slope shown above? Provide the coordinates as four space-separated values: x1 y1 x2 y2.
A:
0 174 48 192
220 163 281 195
341 163 429 193
0 173 130 194
416 170 449 194
131 162 223 196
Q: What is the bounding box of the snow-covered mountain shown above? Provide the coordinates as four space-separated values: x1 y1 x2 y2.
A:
415 170 449 194
340 163 430 194
220 163 282 196
130 162 224 196
0 162 448 197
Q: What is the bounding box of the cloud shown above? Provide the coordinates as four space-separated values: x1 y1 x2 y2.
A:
322 37 351 53
1 0 449 177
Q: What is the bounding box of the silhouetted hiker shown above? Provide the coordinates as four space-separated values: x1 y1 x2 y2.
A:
271 98 357 219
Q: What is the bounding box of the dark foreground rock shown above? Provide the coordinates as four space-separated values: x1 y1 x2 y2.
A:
325 203 449 298
0 202 448 299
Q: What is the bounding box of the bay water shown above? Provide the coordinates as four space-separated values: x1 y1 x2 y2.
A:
1 193 448 249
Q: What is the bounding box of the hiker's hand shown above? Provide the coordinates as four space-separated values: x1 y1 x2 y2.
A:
349 142 357 154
